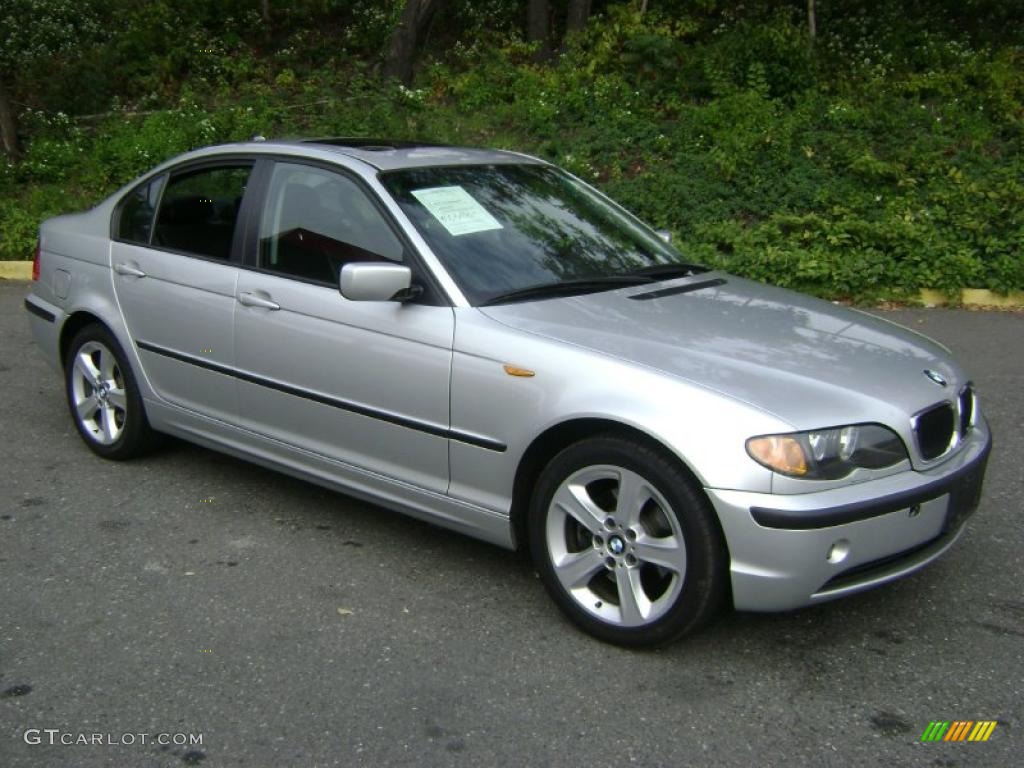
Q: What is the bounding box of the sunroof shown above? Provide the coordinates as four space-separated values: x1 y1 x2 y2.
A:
301 138 448 151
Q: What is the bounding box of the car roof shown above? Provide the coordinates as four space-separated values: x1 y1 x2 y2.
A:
255 137 538 171
98 138 547 222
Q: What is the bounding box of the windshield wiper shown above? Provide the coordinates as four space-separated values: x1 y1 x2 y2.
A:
481 275 653 306
628 263 709 280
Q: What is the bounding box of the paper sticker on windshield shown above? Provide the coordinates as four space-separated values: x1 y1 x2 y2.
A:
411 186 503 236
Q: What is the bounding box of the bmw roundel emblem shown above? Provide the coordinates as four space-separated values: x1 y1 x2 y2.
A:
923 369 948 387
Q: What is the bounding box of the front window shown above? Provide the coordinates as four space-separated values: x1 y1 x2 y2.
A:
380 164 687 305
259 162 404 285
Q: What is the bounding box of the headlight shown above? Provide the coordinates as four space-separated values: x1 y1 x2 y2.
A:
746 424 908 480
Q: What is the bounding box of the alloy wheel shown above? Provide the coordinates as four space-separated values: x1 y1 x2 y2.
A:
544 464 687 627
70 341 128 445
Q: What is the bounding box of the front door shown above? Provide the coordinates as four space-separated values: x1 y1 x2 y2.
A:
233 160 454 493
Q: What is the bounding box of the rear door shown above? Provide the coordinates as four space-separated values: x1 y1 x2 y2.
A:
111 161 253 423
232 159 454 493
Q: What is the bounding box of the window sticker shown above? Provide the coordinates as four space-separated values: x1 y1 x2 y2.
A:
411 186 503 237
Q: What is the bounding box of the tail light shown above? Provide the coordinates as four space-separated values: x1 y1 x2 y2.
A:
32 240 41 281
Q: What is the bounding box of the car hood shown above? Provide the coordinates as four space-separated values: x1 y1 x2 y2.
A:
478 272 964 429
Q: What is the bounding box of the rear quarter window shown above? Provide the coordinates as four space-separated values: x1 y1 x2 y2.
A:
116 175 167 244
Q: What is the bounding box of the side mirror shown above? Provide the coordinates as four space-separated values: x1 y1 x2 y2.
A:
655 229 672 244
339 262 417 302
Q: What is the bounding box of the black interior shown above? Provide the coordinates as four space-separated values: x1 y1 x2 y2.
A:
262 228 382 284
261 181 391 283
153 194 241 260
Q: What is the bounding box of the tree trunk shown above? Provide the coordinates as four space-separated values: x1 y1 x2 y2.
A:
527 0 551 60
261 0 270 24
566 0 592 34
384 0 444 85
0 76 19 161
807 0 817 39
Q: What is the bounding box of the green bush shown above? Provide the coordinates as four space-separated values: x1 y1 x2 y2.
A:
0 184 87 261
1 1 1021 304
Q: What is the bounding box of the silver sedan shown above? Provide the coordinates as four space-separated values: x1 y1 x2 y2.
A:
24 139 991 645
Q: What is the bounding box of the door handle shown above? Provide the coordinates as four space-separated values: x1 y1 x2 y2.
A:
237 291 281 310
114 263 146 278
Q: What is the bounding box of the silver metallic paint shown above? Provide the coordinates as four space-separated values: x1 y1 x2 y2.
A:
24 140 991 614
234 268 455 493
113 241 240 422
709 419 989 609
339 262 413 302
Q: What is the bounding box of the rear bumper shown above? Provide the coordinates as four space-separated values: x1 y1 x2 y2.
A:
24 294 64 371
707 420 991 612
24 297 56 323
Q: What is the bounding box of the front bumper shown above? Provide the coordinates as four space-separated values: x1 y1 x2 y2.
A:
707 419 992 612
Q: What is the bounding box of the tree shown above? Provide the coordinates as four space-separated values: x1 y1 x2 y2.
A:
527 0 551 60
566 0 592 34
383 0 449 86
528 0 591 56
0 0 102 160
0 78 18 160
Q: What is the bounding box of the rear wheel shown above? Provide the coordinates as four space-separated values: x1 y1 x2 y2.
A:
65 324 158 459
529 435 726 646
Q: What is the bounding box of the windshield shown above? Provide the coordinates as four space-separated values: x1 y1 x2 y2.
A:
379 163 692 305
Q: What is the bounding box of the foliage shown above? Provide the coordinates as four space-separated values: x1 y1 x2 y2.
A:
0 0 102 69
1 0 1022 302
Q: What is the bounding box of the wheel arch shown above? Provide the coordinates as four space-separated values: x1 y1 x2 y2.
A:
59 311 110 368
509 417 717 553
59 309 162 457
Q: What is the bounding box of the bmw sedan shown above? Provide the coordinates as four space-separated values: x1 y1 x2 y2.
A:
24 138 991 646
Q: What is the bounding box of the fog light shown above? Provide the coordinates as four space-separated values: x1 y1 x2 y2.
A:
827 540 850 564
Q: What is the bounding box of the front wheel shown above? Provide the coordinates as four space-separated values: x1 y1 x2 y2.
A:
529 435 727 646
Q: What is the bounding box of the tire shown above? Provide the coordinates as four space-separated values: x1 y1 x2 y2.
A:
529 435 727 647
64 323 160 460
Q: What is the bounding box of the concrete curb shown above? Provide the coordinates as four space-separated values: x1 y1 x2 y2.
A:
920 288 1024 309
0 261 32 280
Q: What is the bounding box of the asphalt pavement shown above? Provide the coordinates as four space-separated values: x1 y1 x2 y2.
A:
1 280 1021 767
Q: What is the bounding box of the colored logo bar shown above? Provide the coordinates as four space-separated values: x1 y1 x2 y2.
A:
921 721 997 742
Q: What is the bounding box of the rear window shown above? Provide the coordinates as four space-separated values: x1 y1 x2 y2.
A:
152 166 252 261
